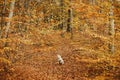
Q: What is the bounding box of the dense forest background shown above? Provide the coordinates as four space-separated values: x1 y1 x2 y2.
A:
0 0 120 80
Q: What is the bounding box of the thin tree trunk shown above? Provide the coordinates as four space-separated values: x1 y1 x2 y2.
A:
67 9 72 32
59 0 64 29
4 0 15 39
67 0 73 39
0 0 6 38
109 0 115 54
55 0 64 29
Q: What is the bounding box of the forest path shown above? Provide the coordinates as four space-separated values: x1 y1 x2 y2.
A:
11 31 120 80
13 40 99 80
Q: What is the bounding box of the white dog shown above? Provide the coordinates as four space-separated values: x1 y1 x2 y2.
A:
57 54 64 65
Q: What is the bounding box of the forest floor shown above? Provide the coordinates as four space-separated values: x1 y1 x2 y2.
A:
4 29 120 80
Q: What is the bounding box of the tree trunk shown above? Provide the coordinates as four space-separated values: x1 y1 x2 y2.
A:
67 9 72 32
109 0 115 54
59 0 64 29
4 0 15 39
55 0 64 29
67 0 73 39
0 0 6 38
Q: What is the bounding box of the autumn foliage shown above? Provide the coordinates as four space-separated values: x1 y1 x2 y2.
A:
0 0 120 80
